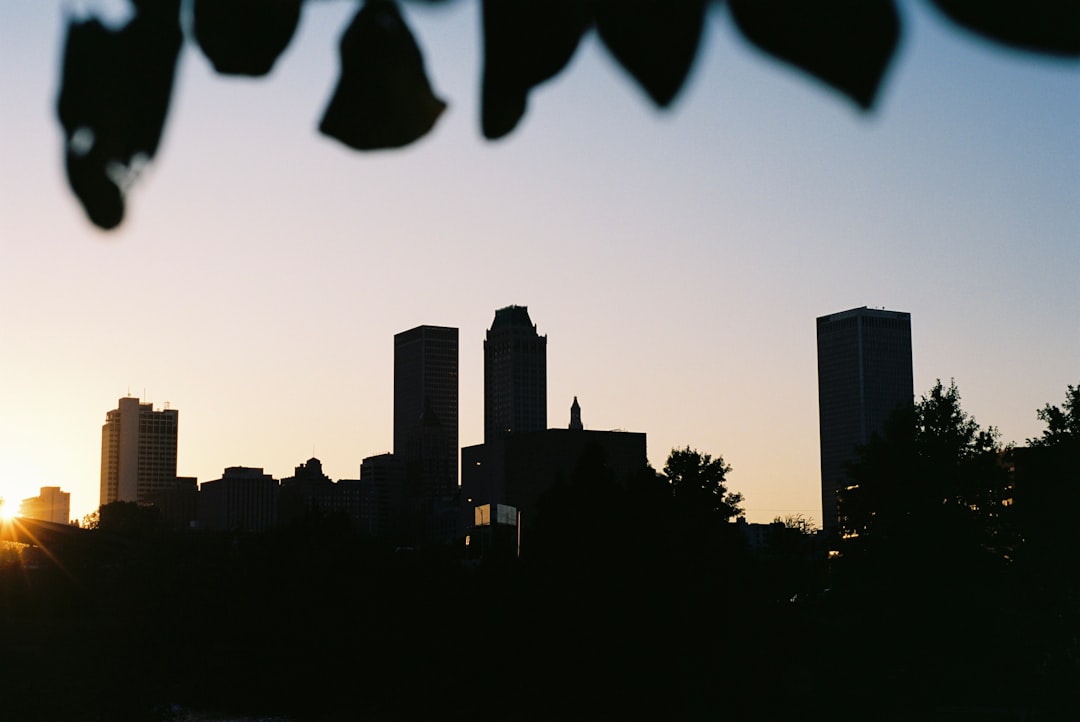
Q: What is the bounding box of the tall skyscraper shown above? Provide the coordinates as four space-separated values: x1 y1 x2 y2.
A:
484 305 547 442
394 325 459 494
100 396 179 506
817 307 913 537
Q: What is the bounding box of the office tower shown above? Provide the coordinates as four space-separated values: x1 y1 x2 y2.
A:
484 305 547 442
817 307 913 537
394 325 459 494
100 396 179 506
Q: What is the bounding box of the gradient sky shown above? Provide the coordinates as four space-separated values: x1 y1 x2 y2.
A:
2 1 1077 524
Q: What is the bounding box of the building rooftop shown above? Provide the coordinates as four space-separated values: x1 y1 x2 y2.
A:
490 305 535 330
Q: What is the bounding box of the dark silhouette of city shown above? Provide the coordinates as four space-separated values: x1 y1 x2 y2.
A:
26 3 1079 718
2 303 1078 721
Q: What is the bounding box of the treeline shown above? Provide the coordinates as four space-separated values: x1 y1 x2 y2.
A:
829 380 1080 720
1 383 1077 721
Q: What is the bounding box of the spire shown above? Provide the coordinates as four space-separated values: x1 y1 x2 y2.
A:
569 396 583 431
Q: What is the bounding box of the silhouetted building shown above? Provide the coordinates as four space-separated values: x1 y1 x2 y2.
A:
394 325 459 544
279 456 334 523
19 486 71 524
394 325 458 493
100 396 179 505
817 306 913 537
336 478 377 536
485 305 547 442
465 503 520 561
143 476 198 531
463 399 648 532
360 453 405 540
199 467 278 532
569 396 583 430
279 457 373 531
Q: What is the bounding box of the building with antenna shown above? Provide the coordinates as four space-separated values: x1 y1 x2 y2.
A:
100 396 179 506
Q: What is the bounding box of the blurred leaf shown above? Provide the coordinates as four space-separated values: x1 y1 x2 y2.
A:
193 0 303 76
319 0 447 151
481 0 592 139
595 0 707 107
928 1 1080 57
728 0 900 110
56 1 182 229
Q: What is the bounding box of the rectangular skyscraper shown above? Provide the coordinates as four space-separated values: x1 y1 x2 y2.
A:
394 325 459 494
100 396 179 506
484 305 547 442
816 307 913 537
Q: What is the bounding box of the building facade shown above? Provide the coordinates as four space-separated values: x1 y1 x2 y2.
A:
816 306 913 537
394 325 459 494
463 397 648 533
19 486 71 524
198 466 279 532
394 325 459 544
100 396 179 506
484 305 547 443
360 452 405 540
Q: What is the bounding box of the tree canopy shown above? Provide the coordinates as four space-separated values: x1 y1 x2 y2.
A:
55 0 1079 229
1028 383 1080 448
663 445 743 522
839 379 1011 568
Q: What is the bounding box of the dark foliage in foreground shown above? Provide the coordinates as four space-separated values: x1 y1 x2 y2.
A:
55 0 1078 229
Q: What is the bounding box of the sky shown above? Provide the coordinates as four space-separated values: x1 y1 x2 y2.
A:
1 1 1077 525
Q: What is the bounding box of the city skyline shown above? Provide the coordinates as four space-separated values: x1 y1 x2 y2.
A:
1 2 1076 524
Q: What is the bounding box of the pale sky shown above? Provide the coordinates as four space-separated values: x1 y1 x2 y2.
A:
2 1 1077 524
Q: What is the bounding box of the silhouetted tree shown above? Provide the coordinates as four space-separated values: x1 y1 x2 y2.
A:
827 382 1057 716
775 512 816 535
1011 383 1080 711
839 379 1011 571
1013 383 1080 576
1029 383 1080 448
96 500 166 538
53 1 1079 229
663 445 743 520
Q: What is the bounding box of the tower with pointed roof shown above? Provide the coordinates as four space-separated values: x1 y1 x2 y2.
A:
569 397 583 430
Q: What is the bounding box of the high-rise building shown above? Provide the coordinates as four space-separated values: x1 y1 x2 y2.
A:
484 305 547 443
816 307 913 537
100 396 179 506
394 325 459 495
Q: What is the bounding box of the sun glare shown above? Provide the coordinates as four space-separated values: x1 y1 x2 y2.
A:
0 499 18 521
